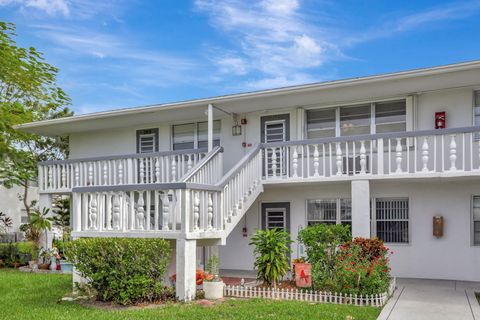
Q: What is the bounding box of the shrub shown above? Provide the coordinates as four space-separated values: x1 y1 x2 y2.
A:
332 239 391 295
297 224 351 290
341 237 388 261
65 238 172 305
249 228 292 286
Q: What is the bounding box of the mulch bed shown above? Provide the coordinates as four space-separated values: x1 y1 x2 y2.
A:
222 277 256 286
255 280 297 290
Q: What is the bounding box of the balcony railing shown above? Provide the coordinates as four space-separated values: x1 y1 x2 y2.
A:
262 126 480 181
38 148 208 193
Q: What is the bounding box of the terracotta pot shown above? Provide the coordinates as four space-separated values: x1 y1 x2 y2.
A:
11 262 21 269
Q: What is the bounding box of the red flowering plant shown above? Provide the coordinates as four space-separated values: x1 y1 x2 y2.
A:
332 237 391 295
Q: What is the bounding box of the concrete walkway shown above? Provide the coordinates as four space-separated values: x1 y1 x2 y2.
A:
378 278 480 320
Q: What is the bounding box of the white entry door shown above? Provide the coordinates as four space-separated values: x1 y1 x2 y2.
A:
261 115 289 177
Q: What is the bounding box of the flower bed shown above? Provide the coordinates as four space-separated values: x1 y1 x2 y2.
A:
224 278 396 307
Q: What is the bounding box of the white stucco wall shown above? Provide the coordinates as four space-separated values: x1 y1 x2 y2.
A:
0 185 39 232
220 179 480 282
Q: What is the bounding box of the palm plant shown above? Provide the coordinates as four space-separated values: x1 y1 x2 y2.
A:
249 228 293 287
0 212 13 234
29 208 53 250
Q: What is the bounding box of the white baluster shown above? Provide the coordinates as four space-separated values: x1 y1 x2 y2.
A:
359 141 366 174
193 192 200 231
139 159 145 183
207 193 214 230
162 193 170 231
74 164 80 187
292 147 298 178
137 192 145 230
88 163 93 185
89 195 97 229
103 162 108 185
478 139 480 170
187 154 193 171
395 138 403 173
48 166 53 188
112 195 120 230
422 137 429 172
61 165 66 188
450 135 457 171
336 143 343 175
171 157 177 181
271 148 277 177
155 158 161 182
118 161 123 184
313 145 320 177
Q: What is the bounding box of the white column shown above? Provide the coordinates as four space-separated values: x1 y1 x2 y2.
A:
175 239 197 301
351 180 370 238
207 103 213 152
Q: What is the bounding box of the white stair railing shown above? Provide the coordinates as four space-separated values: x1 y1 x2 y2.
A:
180 146 224 185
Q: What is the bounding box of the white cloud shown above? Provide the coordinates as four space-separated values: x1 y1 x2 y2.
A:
0 0 69 16
195 0 336 89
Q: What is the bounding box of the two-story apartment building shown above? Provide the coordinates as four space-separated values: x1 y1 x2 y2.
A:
16 60 480 300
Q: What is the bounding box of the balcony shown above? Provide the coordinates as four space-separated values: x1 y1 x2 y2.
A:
38 148 209 193
262 126 480 183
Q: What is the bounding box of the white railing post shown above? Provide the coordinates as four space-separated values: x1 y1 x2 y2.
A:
313 145 320 177
112 194 120 230
359 140 366 174
271 148 277 177
88 194 97 230
450 134 457 171
336 143 343 175
193 192 200 231
395 138 403 173
137 192 145 230
207 193 214 230
292 146 299 178
162 192 170 231
422 137 429 172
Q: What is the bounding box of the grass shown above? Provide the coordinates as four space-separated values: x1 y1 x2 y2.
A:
0 270 380 320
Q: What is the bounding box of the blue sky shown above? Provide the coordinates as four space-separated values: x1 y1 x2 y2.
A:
1 0 480 114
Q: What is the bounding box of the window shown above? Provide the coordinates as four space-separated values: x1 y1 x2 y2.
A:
306 99 407 139
474 91 480 127
306 108 336 139
340 105 371 136
136 128 158 154
375 101 407 134
307 199 351 226
373 198 409 244
172 120 221 150
472 196 480 245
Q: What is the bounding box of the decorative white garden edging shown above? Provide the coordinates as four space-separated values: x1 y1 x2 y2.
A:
224 278 396 307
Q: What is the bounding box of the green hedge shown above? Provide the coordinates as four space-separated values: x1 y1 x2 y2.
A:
0 242 37 264
65 238 172 305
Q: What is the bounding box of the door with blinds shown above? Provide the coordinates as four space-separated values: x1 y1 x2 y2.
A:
261 202 290 232
261 114 290 177
136 128 159 184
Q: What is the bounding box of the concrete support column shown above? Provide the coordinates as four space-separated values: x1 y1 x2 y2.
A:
207 104 213 152
351 180 371 238
175 239 197 301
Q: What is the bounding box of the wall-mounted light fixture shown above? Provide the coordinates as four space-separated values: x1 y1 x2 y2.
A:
232 113 242 136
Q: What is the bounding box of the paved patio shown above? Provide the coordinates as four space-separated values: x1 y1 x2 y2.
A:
378 278 480 320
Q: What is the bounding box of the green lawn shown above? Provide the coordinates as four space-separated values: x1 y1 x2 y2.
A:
0 270 380 320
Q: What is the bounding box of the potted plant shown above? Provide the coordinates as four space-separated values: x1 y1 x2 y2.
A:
38 249 51 270
203 255 224 300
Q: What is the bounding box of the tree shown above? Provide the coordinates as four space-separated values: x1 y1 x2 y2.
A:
52 196 70 240
29 208 53 250
0 22 72 217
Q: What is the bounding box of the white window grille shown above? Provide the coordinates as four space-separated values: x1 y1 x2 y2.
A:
137 128 158 154
372 198 409 244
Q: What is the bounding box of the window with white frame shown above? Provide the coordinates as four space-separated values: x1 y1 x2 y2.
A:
307 199 351 227
306 99 407 139
474 91 480 127
472 196 480 245
172 120 221 150
372 198 409 244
